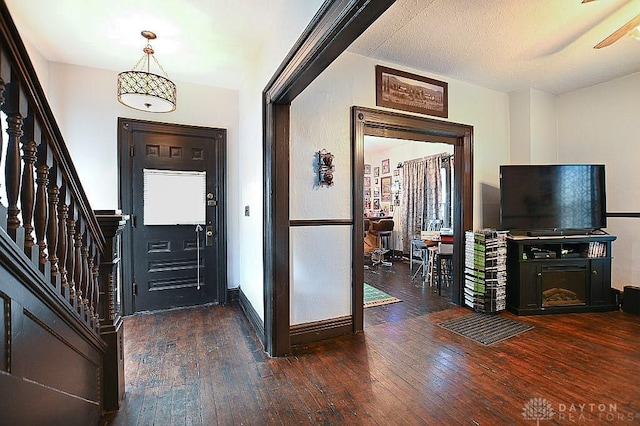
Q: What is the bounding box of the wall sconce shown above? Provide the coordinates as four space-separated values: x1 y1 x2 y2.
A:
317 149 335 186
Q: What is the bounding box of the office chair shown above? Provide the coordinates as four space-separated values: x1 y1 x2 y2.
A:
371 219 394 267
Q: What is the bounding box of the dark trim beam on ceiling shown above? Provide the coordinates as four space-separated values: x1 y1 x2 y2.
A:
262 0 396 357
265 0 396 104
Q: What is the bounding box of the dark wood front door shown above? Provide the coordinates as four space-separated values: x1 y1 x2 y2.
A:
119 118 226 313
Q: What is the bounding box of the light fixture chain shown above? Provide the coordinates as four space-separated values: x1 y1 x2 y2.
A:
151 55 170 78
131 54 148 72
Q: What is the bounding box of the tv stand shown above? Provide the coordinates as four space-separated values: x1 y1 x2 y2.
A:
506 234 617 315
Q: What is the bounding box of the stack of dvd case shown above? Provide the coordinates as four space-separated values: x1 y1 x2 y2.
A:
464 229 508 313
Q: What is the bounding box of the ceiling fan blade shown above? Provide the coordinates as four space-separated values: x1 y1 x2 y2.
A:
582 0 598 3
595 13 640 48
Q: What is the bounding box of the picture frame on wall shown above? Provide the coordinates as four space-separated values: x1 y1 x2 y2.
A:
381 176 392 202
382 159 390 174
364 177 370 187
364 164 371 174
376 65 448 118
393 169 400 177
374 166 380 177
373 199 380 210
364 188 371 197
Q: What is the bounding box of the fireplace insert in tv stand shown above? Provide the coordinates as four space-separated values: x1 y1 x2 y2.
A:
506 234 617 315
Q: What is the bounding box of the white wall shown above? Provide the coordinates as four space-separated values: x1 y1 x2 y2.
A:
530 89 557 164
557 72 640 289
508 88 558 164
289 52 510 324
23 39 49 98
509 90 531 164
236 85 266 317
236 1 325 320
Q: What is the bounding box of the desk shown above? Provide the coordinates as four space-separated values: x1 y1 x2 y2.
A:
367 216 393 222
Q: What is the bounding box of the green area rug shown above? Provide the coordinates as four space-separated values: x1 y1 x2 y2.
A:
364 283 401 308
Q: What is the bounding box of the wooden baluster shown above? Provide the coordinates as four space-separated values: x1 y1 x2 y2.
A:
80 227 89 320
47 163 61 288
73 217 83 314
3 81 27 240
87 248 96 327
66 204 77 310
57 189 69 300
35 140 53 274
21 115 39 258
0 50 12 207
92 255 100 329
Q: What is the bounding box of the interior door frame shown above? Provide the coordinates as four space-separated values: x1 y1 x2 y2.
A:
351 106 473 331
118 117 228 315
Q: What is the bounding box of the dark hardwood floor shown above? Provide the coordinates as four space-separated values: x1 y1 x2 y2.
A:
364 257 454 327
106 259 640 425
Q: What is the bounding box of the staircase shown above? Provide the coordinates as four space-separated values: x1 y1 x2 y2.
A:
0 1 124 423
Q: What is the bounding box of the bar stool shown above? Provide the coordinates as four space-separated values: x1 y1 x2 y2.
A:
363 219 371 269
425 246 439 288
410 239 427 280
371 219 394 267
437 253 453 294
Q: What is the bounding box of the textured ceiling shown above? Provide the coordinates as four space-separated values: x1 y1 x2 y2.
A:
5 0 640 95
349 0 640 94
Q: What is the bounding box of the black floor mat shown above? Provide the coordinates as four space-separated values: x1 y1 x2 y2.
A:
438 313 534 345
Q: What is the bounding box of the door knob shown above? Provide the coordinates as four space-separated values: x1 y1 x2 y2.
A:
206 225 214 246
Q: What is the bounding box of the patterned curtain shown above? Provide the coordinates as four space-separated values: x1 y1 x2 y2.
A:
424 154 444 224
400 153 448 253
400 158 426 253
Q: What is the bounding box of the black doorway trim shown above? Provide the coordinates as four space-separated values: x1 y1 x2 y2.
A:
263 0 395 356
351 107 474 332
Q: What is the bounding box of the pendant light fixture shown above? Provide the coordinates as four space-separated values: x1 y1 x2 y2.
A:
117 30 177 113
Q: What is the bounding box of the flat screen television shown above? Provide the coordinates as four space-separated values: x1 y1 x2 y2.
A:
499 164 607 234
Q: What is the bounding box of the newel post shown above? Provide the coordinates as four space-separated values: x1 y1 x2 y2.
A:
95 209 128 414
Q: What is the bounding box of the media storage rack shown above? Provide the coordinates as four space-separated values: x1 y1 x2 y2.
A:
464 229 508 313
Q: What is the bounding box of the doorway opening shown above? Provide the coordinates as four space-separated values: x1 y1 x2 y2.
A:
363 136 455 327
351 106 473 332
